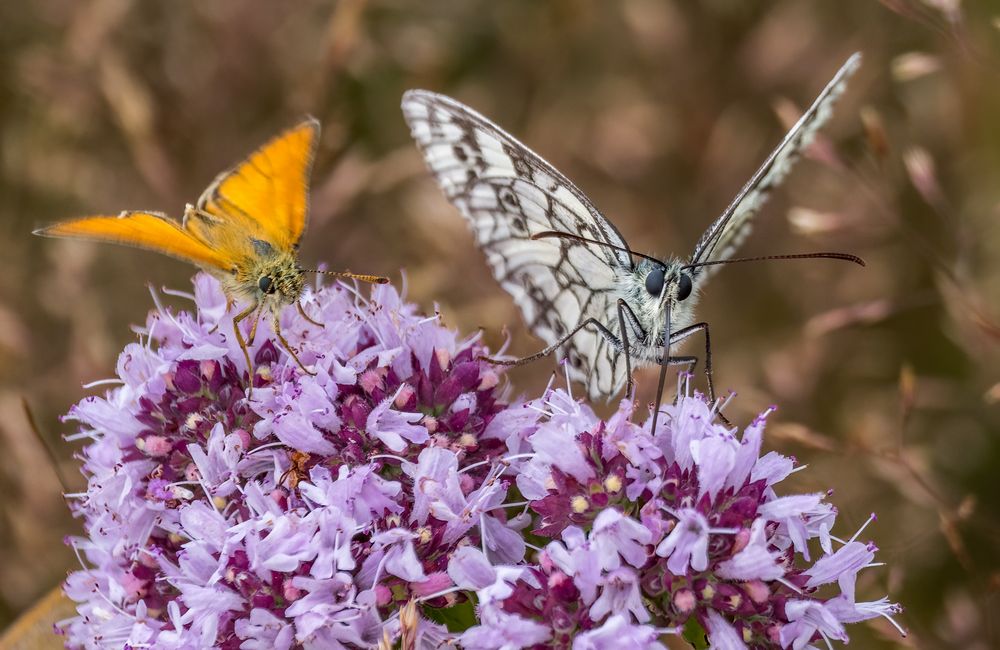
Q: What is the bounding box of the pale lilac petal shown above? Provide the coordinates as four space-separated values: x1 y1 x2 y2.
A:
716 519 785 581
655 508 710 574
725 412 768 490
705 611 747 650
589 568 649 623
572 614 667 650
460 607 552 649
591 508 652 570
805 541 876 588
691 432 738 500
448 546 496 590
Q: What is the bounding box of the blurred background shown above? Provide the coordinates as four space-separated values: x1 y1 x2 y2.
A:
1 0 998 648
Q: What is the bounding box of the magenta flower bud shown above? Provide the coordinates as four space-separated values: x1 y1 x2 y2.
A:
673 588 698 614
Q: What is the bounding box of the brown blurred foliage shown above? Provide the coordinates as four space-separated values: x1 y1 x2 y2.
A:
1 0 999 648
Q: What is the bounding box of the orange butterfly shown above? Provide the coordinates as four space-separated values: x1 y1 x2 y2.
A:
34 118 388 380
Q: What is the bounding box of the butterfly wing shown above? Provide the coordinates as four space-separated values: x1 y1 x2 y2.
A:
402 90 633 399
186 118 319 254
33 211 229 270
691 53 861 278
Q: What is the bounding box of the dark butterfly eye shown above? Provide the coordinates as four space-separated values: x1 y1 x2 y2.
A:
644 267 665 296
676 273 693 301
258 276 274 294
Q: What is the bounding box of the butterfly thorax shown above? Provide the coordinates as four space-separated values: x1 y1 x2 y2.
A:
219 245 304 311
616 257 701 357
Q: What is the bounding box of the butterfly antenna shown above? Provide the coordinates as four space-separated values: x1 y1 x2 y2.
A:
302 269 390 284
531 231 664 267
682 251 865 272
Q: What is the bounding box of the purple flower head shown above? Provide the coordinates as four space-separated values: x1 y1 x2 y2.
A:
461 375 903 647
59 273 512 648
56 273 903 649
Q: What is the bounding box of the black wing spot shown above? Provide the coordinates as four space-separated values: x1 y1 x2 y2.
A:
499 187 520 211
453 145 469 162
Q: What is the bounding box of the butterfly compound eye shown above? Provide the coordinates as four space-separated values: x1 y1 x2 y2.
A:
677 273 693 301
644 267 665 296
258 276 274 294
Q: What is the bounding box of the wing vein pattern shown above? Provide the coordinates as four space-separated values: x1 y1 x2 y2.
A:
692 54 861 277
402 90 634 397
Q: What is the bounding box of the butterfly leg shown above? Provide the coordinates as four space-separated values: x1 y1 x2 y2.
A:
245 304 264 347
666 322 730 425
231 302 259 396
668 322 716 402
480 318 607 367
297 301 324 328
272 314 318 377
616 299 646 398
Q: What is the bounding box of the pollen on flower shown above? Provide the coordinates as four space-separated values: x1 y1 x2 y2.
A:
603 474 622 493
570 495 589 513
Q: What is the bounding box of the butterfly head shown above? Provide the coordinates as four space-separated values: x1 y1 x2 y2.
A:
260 262 305 309
224 245 305 311
630 257 699 346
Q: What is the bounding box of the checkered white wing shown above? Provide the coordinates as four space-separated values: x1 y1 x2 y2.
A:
692 53 861 278
402 89 634 399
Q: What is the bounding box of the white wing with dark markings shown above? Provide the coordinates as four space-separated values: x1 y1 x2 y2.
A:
401 54 861 401
692 53 862 278
402 90 634 398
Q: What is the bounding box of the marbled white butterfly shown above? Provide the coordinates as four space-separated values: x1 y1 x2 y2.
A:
402 54 862 425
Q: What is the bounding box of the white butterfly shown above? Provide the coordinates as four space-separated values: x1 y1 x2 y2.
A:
402 54 862 416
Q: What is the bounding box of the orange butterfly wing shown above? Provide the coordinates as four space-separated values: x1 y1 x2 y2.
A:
33 211 230 270
188 118 318 253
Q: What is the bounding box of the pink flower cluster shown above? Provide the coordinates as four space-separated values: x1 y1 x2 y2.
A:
58 274 902 649
460 383 904 649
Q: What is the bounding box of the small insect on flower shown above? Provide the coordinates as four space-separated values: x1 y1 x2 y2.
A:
33 118 389 382
279 450 312 489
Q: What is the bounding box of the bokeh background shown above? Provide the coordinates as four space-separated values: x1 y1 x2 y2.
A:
1 0 998 648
